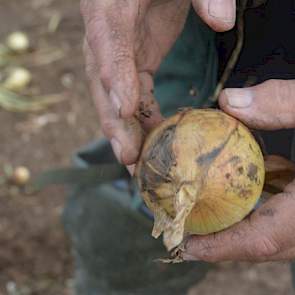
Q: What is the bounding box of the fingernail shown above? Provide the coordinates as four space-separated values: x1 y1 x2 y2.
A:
111 138 122 162
110 90 122 117
209 0 235 21
225 88 253 108
182 253 199 261
127 165 135 176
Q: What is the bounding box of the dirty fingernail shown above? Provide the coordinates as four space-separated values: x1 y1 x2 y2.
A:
111 138 122 162
225 88 253 108
209 0 235 21
110 90 122 117
182 253 199 261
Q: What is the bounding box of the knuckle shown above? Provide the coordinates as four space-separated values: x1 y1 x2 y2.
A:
83 10 105 51
86 26 102 51
113 50 133 65
262 79 295 127
101 120 116 137
269 79 291 103
84 60 111 89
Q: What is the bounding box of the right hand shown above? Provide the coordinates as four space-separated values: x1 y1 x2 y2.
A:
81 0 236 165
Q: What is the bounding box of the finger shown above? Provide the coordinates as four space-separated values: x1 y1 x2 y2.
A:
81 0 140 118
183 192 295 262
91 77 143 165
219 79 295 130
183 221 280 263
84 41 142 165
136 72 164 132
192 0 236 32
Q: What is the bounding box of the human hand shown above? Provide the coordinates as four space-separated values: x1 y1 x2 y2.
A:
81 0 236 165
183 80 295 262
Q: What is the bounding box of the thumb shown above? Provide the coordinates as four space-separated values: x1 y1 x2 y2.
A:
219 79 295 130
192 0 236 32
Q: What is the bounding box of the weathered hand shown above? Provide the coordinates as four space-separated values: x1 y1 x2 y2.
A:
81 0 236 165
183 80 295 262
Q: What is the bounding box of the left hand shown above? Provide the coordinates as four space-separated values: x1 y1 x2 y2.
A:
183 79 295 263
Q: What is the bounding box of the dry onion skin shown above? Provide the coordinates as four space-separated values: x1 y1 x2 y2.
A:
135 109 265 251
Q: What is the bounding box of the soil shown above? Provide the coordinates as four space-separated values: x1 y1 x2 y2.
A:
0 0 293 294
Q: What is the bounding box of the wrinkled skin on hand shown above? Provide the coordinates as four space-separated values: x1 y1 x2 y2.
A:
183 80 295 263
80 0 236 166
81 0 295 264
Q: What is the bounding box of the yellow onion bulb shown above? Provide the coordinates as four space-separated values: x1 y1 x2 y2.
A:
6 31 30 53
11 166 31 186
3 67 32 91
136 109 265 251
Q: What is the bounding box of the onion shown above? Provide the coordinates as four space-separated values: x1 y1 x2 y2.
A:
3 67 32 91
136 109 265 250
11 166 31 186
6 31 30 53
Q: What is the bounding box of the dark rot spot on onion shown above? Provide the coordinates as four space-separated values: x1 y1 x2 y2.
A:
140 124 176 193
140 165 166 192
229 156 241 165
196 144 226 166
196 127 237 166
247 163 258 181
239 188 252 199
238 166 244 174
146 124 176 169
146 189 160 203
219 155 241 169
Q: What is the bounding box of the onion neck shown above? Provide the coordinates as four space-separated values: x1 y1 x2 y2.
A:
162 181 200 251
